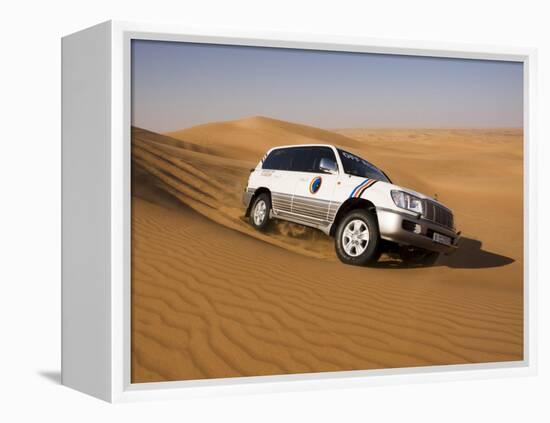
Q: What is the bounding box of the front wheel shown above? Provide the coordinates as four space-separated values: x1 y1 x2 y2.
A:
249 193 271 231
335 210 381 266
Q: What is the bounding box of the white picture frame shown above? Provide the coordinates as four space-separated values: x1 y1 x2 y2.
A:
61 20 537 402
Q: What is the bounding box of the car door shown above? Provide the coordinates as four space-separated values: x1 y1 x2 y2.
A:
291 146 340 227
260 147 296 215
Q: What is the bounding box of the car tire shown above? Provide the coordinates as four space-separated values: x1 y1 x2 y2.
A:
335 209 381 266
249 193 271 231
400 247 440 267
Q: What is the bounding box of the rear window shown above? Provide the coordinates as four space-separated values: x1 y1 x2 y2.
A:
262 148 293 170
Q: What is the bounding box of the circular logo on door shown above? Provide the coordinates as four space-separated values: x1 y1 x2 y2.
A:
309 176 322 194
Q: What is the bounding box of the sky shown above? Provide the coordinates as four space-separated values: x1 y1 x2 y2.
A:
131 40 523 132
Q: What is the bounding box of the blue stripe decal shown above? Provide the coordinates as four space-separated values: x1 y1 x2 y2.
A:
349 178 369 198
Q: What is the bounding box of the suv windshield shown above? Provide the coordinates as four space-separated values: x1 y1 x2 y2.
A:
337 149 391 183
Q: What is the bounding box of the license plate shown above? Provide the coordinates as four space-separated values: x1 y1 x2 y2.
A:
433 232 452 246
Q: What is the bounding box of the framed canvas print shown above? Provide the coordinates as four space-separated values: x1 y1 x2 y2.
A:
61 21 537 402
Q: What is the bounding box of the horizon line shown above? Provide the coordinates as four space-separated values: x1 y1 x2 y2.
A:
131 115 523 134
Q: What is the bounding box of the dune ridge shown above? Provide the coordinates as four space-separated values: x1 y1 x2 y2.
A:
166 116 363 160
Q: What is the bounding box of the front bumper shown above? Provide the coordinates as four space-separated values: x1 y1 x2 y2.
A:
376 207 459 254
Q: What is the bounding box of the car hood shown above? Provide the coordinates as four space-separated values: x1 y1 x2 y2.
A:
348 175 450 209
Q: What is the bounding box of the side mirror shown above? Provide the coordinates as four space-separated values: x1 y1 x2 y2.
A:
319 158 338 174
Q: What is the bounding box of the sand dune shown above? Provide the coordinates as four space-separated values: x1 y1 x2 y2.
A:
131 117 523 383
166 116 364 161
132 127 335 258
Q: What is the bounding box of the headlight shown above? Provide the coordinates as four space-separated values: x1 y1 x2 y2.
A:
391 190 423 214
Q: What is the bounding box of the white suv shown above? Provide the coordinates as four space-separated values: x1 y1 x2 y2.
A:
243 144 459 266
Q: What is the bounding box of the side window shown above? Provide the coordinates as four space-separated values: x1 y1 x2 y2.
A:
288 147 313 172
310 147 337 172
263 147 336 172
262 148 292 170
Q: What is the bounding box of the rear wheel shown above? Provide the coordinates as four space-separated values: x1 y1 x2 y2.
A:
335 210 381 266
249 193 271 231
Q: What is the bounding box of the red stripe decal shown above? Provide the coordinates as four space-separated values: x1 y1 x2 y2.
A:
355 180 377 198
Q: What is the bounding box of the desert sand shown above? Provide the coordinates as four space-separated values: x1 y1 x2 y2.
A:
131 116 523 383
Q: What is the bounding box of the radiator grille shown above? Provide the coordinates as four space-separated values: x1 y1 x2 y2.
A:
423 200 454 229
